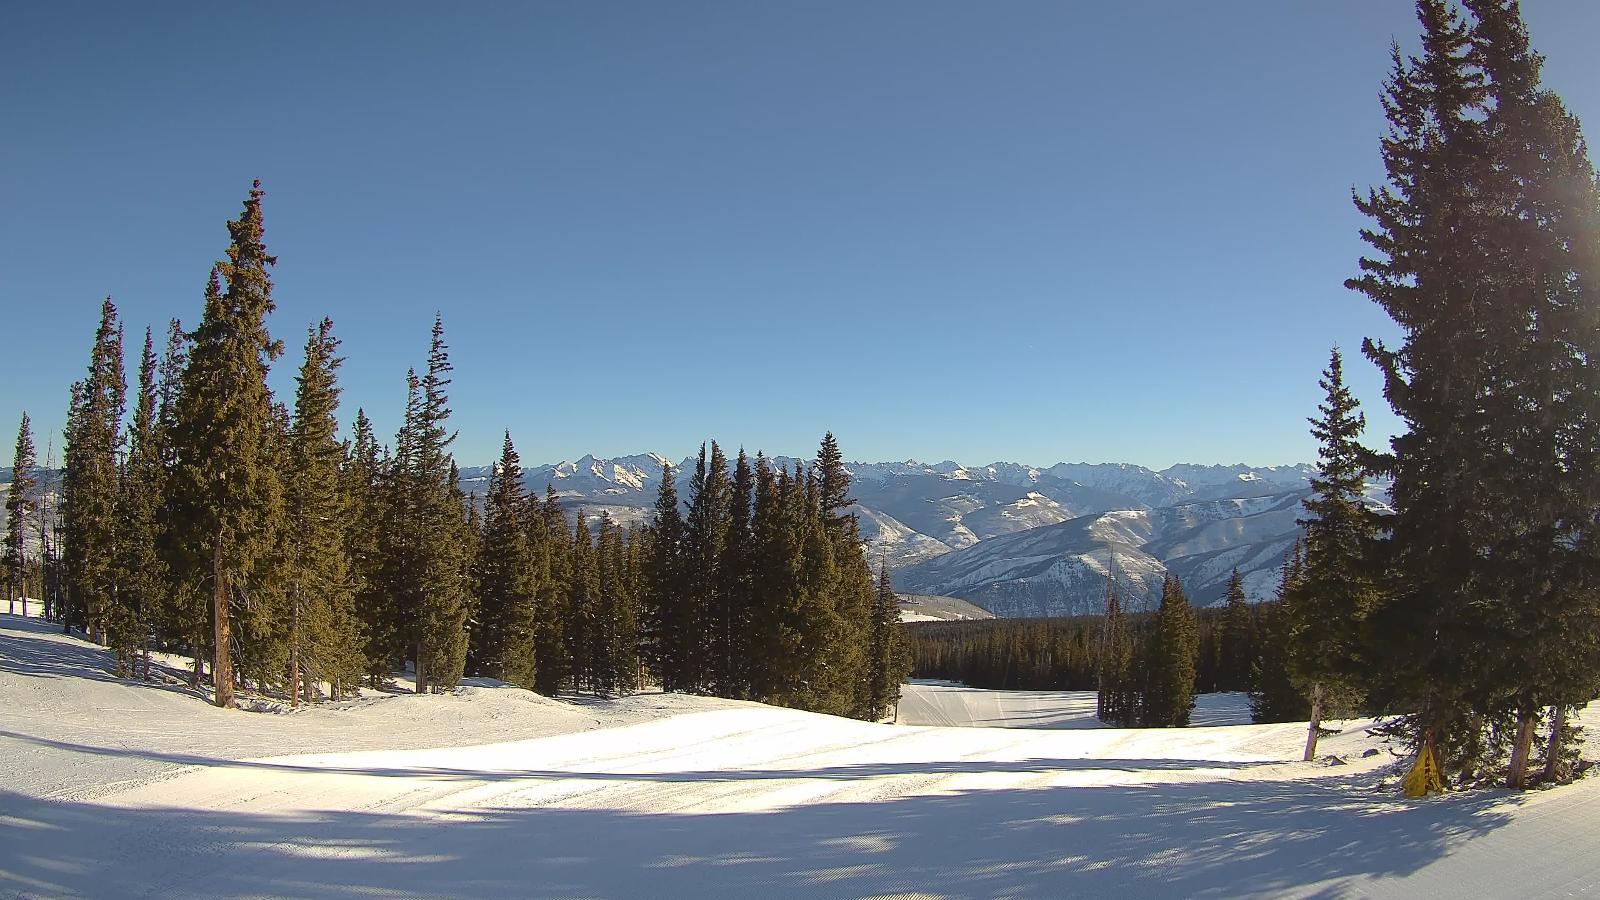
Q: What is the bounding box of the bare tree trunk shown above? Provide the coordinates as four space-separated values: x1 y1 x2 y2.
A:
191 625 204 688
1303 681 1325 761
288 589 301 709
415 640 428 694
1542 705 1569 784
212 540 234 709
1506 708 1537 789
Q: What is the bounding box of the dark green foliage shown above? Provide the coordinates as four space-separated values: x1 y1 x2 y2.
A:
1217 569 1255 693
470 432 538 688
1143 574 1199 727
1097 574 1138 726
108 330 165 675
865 564 913 721
284 319 364 701
641 461 690 691
1350 1 1600 781
1288 350 1380 751
1251 541 1311 723
5 413 37 615
167 183 285 707
528 486 568 695
590 513 638 697
61 298 126 644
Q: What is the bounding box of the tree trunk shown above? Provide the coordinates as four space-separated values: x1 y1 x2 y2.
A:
212 540 234 709
1506 708 1538 789
1542 704 1569 784
1303 681 1325 761
288 590 301 709
415 640 428 694
191 626 205 688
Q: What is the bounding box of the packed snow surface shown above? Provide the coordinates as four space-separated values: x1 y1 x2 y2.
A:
4 613 1599 899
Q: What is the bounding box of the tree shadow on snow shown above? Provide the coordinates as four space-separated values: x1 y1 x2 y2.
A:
0 774 1523 899
0 731 1275 784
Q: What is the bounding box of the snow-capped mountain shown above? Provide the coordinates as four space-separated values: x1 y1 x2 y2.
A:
3 456 1340 617
893 491 1311 617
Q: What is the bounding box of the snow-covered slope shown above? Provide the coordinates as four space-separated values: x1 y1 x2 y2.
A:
5 616 1598 899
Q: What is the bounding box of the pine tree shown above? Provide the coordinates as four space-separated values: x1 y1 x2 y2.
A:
167 183 284 708
643 461 690 690
284 319 363 703
4 413 37 617
865 563 911 721
592 512 638 697
60 298 125 644
533 485 570 695
1290 349 1381 759
1217 568 1255 693
1097 571 1137 726
344 410 395 686
1144 573 1198 727
1251 541 1312 723
108 330 166 675
471 432 538 688
565 512 598 691
710 448 755 698
1351 1 1600 783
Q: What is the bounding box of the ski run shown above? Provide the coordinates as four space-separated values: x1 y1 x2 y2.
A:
4 612 1598 899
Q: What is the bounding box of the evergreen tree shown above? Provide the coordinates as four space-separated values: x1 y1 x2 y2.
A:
344 410 395 686
643 462 690 690
108 330 166 676
710 448 755 698
865 563 911 721
592 512 638 697
284 319 364 703
4 413 37 616
565 512 598 690
167 183 284 708
1217 568 1255 693
533 485 570 695
1097 571 1138 726
60 298 125 644
1351 1 1600 783
1291 349 1381 759
1144 573 1198 727
471 432 538 687
1251 541 1312 724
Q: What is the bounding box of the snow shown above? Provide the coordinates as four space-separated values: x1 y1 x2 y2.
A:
5 612 1600 899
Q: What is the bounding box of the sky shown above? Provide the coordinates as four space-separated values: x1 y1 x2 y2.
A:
4 3 1600 471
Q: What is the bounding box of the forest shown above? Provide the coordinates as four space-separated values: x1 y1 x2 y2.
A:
0 192 910 722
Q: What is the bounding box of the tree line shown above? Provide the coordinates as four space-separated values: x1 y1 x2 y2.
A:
1 182 911 721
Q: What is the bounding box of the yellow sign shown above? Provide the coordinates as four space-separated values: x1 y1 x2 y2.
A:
1403 743 1445 797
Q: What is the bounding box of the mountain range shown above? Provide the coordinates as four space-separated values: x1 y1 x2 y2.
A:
7 456 1385 618
459 454 1376 615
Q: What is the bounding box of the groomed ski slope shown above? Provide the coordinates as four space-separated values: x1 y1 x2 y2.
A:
3 613 1599 899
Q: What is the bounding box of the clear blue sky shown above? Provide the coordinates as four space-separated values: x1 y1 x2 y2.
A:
4 3 1599 470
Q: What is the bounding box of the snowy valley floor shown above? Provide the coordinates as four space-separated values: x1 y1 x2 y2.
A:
3 613 1599 899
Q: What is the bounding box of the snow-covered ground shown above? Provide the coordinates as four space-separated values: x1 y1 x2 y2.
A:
896 680 1250 728
4 612 1600 899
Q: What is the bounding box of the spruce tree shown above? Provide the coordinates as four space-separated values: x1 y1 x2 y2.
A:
1218 568 1255 693
109 330 165 676
643 461 690 690
565 512 598 691
865 563 911 721
60 298 125 644
167 183 284 708
1144 573 1198 727
4 413 37 617
1352 1 1600 782
471 432 538 688
284 319 363 703
1290 349 1381 759
1251 541 1312 723
1097 571 1137 726
533 485 571 695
